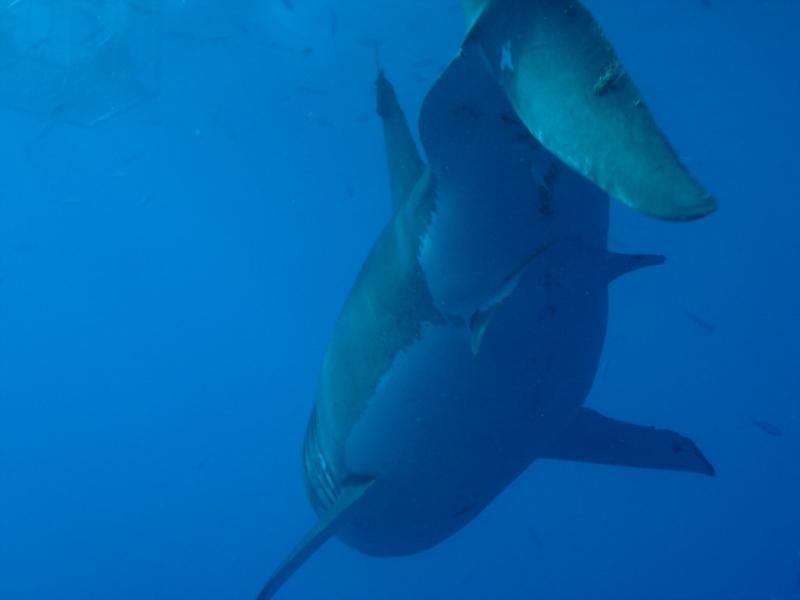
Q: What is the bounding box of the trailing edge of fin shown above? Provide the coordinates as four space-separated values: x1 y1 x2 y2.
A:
255 478 375 600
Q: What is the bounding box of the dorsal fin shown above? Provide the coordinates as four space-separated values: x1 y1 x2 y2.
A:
255 478 375 600
464 0 716 220
375 70 426 212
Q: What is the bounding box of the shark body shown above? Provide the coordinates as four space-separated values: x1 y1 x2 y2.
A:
257 2 715 597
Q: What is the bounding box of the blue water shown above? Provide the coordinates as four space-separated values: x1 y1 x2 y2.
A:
1 1 798 599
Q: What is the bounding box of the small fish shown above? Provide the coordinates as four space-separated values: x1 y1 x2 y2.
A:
751 418 782 437
685 311 717 333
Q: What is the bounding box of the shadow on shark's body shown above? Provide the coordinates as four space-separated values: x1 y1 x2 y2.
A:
256 1 715 597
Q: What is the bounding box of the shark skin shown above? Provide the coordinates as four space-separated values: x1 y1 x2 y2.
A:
462 0 716 221
256 43 714 599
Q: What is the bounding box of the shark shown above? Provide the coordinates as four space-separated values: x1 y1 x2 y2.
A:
256 1 715 598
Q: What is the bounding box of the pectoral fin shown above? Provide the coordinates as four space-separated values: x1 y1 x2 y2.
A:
256 478 375 600
464 0 716 220
540 408 715 476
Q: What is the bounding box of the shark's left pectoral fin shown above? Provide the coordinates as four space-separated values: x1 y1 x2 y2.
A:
540 408 715 476
255 478 375 600
463 0 716 221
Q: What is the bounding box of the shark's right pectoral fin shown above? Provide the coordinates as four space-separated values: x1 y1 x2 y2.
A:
255 478 375 600
540 408 715 476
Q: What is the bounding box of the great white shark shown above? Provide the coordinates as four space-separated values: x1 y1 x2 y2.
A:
257 1 715 597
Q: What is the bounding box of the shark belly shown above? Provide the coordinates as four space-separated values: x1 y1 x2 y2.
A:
336 249 608 556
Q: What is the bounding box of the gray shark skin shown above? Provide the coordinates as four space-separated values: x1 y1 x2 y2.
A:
463 0 716 220
256 5 716 598
255 45 714 600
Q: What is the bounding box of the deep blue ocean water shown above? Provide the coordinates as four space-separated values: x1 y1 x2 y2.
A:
1 1 798 599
